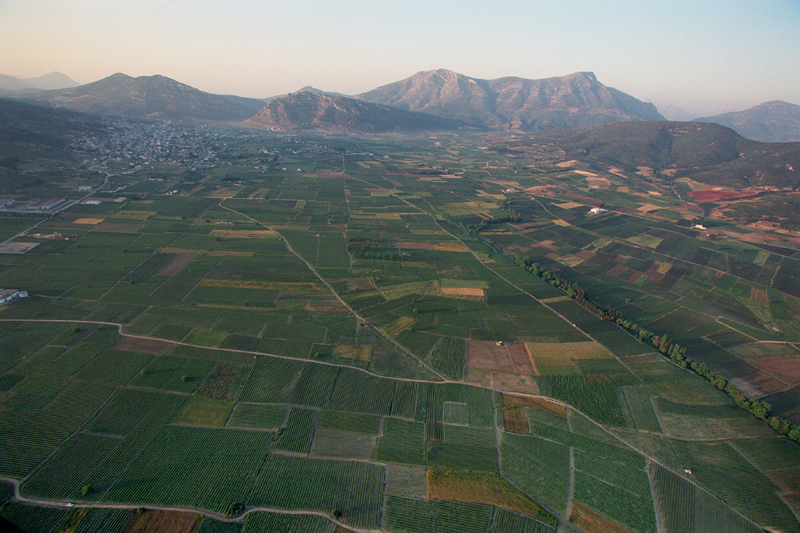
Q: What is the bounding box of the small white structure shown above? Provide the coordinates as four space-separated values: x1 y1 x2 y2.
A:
693 224 707 230
0 289 28 305
589 207 608 215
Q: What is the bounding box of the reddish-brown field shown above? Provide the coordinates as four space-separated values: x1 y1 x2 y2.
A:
502 394 531 434
507 343 535 375
393 241 432 250
752 358 800 385
468 340 514 373
688 190 752 202
156 254 195 276
468 340 536 375
120 510 202 533
112 335 172 355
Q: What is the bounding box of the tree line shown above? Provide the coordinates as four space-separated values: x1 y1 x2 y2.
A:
514 255 800 443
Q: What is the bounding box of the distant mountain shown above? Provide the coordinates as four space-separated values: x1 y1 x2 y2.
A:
356 69 664 132
245 91 464 133
694 101 800 143
261 86 351 103
0 72 78 92
534 121 800 189
0 74 30 93
16 73 265 122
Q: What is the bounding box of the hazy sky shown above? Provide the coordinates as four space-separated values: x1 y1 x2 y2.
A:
1 0 798 117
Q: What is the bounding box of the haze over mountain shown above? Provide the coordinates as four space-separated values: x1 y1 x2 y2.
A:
17 73 264 122
357 69 665 132
693 101 800 143
244 91 464 133
536 121 800 189
0 72 78 93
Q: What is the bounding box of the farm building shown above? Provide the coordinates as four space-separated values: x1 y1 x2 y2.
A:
0 289 28 305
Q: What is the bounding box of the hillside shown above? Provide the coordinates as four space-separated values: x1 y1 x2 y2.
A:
244 91 464 133
694 100 800 142
0 97 106 149
535 121 800 188
357 69 664 132
15 73 265 122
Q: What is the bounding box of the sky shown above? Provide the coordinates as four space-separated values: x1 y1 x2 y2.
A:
1 0 798 118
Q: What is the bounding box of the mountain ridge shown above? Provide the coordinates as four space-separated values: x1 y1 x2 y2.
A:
244 91 464 133
356 69 665 131
693 100 800 143
11 73 265 122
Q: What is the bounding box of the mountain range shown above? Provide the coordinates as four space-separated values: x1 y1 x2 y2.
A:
6 70 661 132
13 73 264 122
3 69 799 141
244 91 464 133
0 72 78 93
694 101 800 143
357 69 664 131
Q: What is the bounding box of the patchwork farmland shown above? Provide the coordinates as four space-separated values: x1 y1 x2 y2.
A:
0 131 799 533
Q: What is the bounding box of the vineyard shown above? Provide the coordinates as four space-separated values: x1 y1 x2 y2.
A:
1 132 799 533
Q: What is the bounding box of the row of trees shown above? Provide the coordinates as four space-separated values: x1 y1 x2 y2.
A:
514 255 800 443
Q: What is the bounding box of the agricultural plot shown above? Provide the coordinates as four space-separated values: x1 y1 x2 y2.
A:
500 433 571 512
227 403 287 430
427 468 555 526
250 455 384 529
385 496 492 533
650 462 766 533
104 426 271 514
670 440 800 532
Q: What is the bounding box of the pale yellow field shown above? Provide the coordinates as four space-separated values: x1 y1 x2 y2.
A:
554 202 583 209
657 262 673 274
440 287 485 297
383 316 416 336
432 242 470 252
74 217 104 224
525 341 612 375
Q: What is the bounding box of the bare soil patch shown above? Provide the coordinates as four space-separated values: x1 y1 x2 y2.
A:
586 177 611 189
156 254 195 277
112 335 172 355
467 340 514 373
120 510 202 533
393 241 432 250
73 217 104 225
440 287 485 298
465 368 539 395
0 242 39 254
507 343 535 375
750 288 769 305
